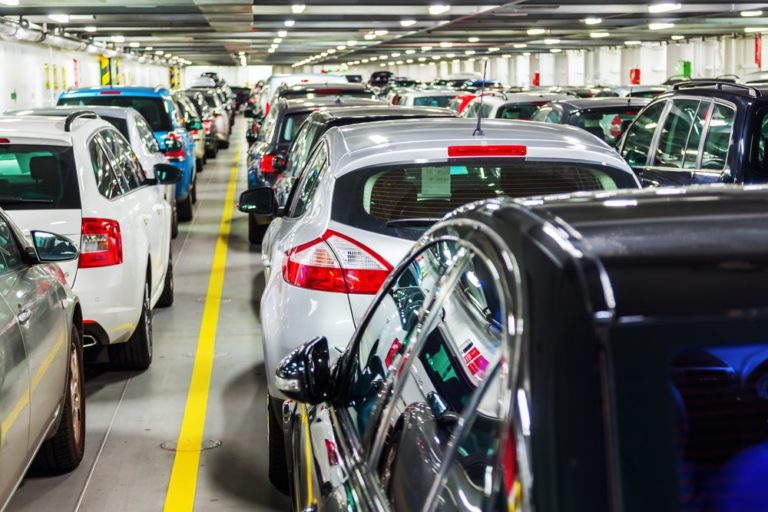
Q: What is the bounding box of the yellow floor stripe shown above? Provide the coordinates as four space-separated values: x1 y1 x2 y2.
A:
163 148 240 511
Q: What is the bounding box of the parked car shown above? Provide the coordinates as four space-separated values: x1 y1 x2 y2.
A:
0 112 179 370
57 86 198 222
392 89 458 108
256 73 349 119
230 85 252 109
345 74 363 83
276 82 377 101
239 118 641 480
270 184 768 511
242 96 383 243
531 97 650 147
4 105 179 239
368 70 394 90
173 92 206 173
459 79 505 93
462 92 571 120
618 80 767 186
431 77 472 89
188 88 231 149
273 105 456 212
183 90 220 160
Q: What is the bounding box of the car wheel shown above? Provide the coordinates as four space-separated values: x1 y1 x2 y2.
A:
219 139 230 150
248 215 268 245
268 395 289 495
379 428 402 495
33 325 85 472
171 202 179 239
109 278 153 371
191 175 198 205
157 252 174 308
177 196 193 222
196 157 204 174
205 146 217 159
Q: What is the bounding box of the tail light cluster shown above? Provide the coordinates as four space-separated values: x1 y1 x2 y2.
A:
79 218 123 268
282 230 392 294
503 426 521 509
164 132 186 161
263 101 271 117
202 119 213 134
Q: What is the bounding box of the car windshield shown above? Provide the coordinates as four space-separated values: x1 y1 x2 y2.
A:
58 96 171 132
572 107 644 146
0 145 80 210
413 96 454 107
611 318 768 511
332 159 636 240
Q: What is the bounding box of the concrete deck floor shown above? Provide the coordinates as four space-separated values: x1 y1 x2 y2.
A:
7 118 289 512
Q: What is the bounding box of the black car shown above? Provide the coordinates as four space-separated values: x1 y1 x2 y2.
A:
272 105 457 210
183 90 219 159
618 81 768 186
243 96 383 242
368 70 394 89
264 185 768 512
230 86 252 109
531 97 649 147
276 82 377 101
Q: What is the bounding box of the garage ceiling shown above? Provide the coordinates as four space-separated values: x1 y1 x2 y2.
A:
0 1 766 66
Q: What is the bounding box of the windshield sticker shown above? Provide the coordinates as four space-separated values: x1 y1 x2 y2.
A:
462 341 489 380
420 166 451 198
425 344 458 383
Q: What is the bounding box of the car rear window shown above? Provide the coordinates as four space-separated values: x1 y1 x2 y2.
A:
611 319 768 511
413 96 453 107
0 145 80 210
332 160 636 240
572 107 644 146
58 96 171 132
496 102 546 120
281 89 374 100
101 116 130 140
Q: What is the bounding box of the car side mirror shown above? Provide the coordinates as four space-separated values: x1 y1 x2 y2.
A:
275 336 332 404
186 120 202 131
238 187 277 216
30 231 79 263
152 163 182 185
244 108 258 119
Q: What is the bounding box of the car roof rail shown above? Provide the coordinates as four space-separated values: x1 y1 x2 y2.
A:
64 111 99 132
672 80 761 98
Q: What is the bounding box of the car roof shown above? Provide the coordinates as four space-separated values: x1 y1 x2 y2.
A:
550 97 651 109
60 86 170 98
657 81 767 102
5 105 135 120
280 97 384 113
0 115 111 143
326 118 634 177
282 82 370 92
469 92 571 107
310 105 455 123
402 89 460 97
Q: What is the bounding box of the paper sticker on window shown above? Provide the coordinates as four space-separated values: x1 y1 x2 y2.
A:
420 167 451 198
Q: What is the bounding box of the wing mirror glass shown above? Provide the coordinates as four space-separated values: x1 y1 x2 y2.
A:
186 120 202 131
153 163 182 185
238 187 277 216
31 231 78 262
275 336 332 404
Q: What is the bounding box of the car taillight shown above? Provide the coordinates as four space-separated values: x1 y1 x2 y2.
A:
448 145 527 158
264 101 271 117
202 119 213 134
503 426 521 508
282 230 392 294
324 439 339 466
609 115 623 138
79 218 123 268
165 132 185 161
260 154 276 174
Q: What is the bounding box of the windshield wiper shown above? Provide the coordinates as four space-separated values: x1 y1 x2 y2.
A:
0 196 54 205
386 218 442 228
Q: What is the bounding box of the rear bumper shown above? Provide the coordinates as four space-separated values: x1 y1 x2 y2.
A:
75 266 143 345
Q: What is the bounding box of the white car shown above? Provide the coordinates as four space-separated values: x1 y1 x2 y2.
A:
462 92 572 120
256 73 348 118
0 112 179 370
239 118 641 408
394 89 459 108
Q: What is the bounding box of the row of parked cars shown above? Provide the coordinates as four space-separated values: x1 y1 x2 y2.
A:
237 72 768 511
0 73 246 508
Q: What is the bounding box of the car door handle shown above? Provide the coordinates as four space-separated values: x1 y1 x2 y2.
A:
17 308 31 324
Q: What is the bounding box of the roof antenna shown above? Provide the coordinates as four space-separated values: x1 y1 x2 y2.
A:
473 59 489 137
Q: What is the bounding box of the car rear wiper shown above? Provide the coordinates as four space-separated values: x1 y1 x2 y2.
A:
386 218 442 228
0 196 54 205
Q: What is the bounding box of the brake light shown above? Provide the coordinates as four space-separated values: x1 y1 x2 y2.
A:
260 154 276 174
264 101 271 117
448 145 527 158
202 119 213 134
79 218 123 268
503 426 521 509
0 138 10 144
282 230 392 294
165 132 186 161
324 439 339 466
99 90 121 95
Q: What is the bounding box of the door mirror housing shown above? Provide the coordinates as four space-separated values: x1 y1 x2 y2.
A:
186 120 202 131
30 231 79 263
238 188 278 216
152 163 182 185
275 336 332 404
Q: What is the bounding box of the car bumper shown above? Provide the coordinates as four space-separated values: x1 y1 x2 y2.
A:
168 158 193 200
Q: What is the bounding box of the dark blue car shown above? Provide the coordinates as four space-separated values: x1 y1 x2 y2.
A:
58 86 198 220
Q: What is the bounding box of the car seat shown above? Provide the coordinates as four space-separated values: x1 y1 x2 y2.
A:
23 156 61 201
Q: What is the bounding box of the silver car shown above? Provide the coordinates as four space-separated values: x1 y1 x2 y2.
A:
0 210 84 508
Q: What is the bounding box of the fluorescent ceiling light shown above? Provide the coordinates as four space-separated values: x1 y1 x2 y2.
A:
544 38 560 44
649 22 674 30
429 4 451 15
624 40 642 45
744 27 768 33
527 28 546 35
291 4 306 14
465 49 475 55
406 59 413 63
584 17 602 25
49 14 70 24
364 33 376 40
0 0 19 5
488 47 500 52
590 32 610 38
370 56 378 61
347 40 357 46
268 48 275 53
440 41 453 48
337 45 346 50
400 19 416 27
391 52 400 57
110 35 125 43
671 34 685 40
155 50 164 54
374 29 388 36
284 19 295 27
129 42 140 48
84 26 97 33
273 37 282 43
446 52 455 58
421 45 432 51
277 30 288 37
468 36 479 42
513 43 527 48
145 46 153 50
405 49 415 54
648 3 681 13
550 48 563 53
742 10 763 17
327 49 336 54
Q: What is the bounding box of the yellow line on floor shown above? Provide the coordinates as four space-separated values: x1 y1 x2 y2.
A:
164 147 240 512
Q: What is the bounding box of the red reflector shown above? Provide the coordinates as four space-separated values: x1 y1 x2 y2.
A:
79 218 123 268
448 145 527 158
260 154 276 174
99 90 121 95
84 320 97 325
264 102 271 117
325 439 339 466
0 138 10 144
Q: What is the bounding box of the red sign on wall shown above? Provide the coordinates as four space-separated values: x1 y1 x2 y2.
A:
532 72 540 87
756 34 762 70
629 68 641 85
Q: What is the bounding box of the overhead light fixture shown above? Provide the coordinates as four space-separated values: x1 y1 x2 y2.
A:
0 0 20 5
84 26 97 33
468 36 479 42
400 19 416 27
347 40 357 46
49 14 70 24
268 48 276 53
649 22 674 30
584 17 602 25
624 40 642 45
742 10 763 17
284 19 295 27
418 57 427 61
590 32 610 38
745 27 768 33
465 49 475 55
405 49 416 54
278 30 288 37
406 58 414 63
155 50 164 55
129 42 140 48
502 54 512 58
429 4 451 15
337 45 346 50
145 46 153 50
327 48 336 54
273 37 283 43
513 43 527 48
522 52 531 56
362 58 369 63
527 28 546 35
291 4 306 14
440 41 453 48
391 52 401 57
550 48 563 53
671 34 685 40
446 52 455 58
648 3 681 13
110 35 125 43
421 45 433 51
374 29 388 36
364 33 376 40
544 38 560 44
488 47 500 52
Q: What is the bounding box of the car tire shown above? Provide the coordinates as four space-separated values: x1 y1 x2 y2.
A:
33 325 85 472
379 427 402 495
177 196 193 222
109 278 153 371
171 203 179 239
196 157 204 173
205 146 217 159
248 215 267 245
268 396 289 495
219 139 230 150
157 252 174 308
191 175 198 205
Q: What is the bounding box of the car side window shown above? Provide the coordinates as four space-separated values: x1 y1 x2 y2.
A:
621 101 667 168
681 101 711 169
100 129 144 191
135 115 160 154
531 107 551 122
700 103 735 171
652 99 703 168
287 143 328 218
89 133 124 199
0 217 24 275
